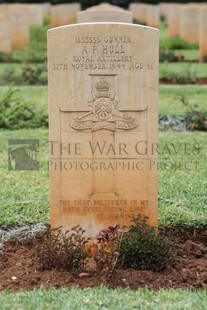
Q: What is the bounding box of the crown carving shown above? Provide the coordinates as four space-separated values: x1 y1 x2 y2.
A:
95 77 110 91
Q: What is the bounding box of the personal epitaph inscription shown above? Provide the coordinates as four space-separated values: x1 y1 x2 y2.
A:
48 23 159 236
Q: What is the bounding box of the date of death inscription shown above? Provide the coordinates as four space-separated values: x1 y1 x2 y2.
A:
52 36 154 71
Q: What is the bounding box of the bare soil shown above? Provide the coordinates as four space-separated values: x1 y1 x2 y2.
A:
0 228 207 292
160 78 207 85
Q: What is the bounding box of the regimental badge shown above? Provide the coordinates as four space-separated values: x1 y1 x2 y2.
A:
70 76 139 132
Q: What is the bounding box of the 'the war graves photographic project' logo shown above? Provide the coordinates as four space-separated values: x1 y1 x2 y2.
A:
8 139 39 171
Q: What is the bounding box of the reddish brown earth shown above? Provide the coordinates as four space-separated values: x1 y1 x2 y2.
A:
160 78 207 85
0 228 207 292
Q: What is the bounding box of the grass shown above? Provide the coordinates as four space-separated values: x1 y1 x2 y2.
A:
0 86 48 119
0 128 206 228
159 85 207 117
160 63 207 81
158 131 207 227
174 49 199 61
0 287 207 310
0 128 49 227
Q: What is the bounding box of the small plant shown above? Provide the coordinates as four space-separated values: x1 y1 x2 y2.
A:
36 225 88 273
0 88 48 129
21 65 47 85
160 37 198 50
179 96 207 131
0 65 47 86
84 224 126 272
160 49 184 63
43 14 51 26
117 215 173 272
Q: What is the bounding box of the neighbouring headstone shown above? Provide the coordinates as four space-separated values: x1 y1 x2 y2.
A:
168 4 184 37
0 5 12 53
8 4 29 49
158 3 171 22
77 3 132 23
48 22 159 236
180 5 200 44
28 4 43 26
147 5 159 28
51 3 80 27
42 2 51 16
129 3 147 24
199 6 207 63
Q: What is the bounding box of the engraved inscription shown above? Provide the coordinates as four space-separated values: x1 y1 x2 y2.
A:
52 36 154 71
61 199 147 219
70 76 140 131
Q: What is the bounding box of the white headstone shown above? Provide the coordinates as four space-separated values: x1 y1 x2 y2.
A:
0 5 12 53
48 22 159 236
8 4 29 49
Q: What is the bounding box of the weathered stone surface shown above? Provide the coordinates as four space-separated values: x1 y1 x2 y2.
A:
77 4 132 23
0 5 11 53
42 2 51 15
48 23 159 236
168 4 184 37
159 3 171 22
199 6 207 63
51 3 80 27
129 3 148 24
180 5 200 44
28 4 43 26
8 4 29 49
147 5 159 28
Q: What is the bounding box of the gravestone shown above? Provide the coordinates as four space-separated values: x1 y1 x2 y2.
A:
28 4 43 26
180 5 200 44
0 5 12 53
147 5 159 28
129 3 147 24
42 3 51 16
199 6 207 63
77 4 132 23
158 3 171 22
168 4 184 38
68 3 80 24
48 23 159 236
8 4 29 49
51 3 80 27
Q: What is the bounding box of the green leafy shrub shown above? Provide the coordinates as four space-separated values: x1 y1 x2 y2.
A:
0 52 13 63
180 96 207 131
0 88 48 129
43 14 51 26
1 68 20 85
160 37 198 50
21 65 47 85
36 225 87 273
117 216 173 272
160 50 184 63
160 64 197 84
1 65 47 85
